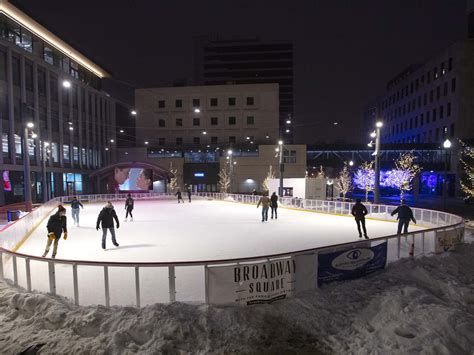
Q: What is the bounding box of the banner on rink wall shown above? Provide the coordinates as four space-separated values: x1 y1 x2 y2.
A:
317 242 387 286
206 255 316 305
435 228 464 253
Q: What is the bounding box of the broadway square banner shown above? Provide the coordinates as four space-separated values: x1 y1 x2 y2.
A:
317 242 387 286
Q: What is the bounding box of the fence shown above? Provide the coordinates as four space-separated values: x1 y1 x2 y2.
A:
0 193 464 307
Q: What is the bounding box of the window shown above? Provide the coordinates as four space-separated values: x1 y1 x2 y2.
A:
434 67 438 79
210 117 218 125
420 113 424 125
14 134 22 159
450 123 455 137
229 136 236 144
63 144 70 162
429 90 433 103
211 136 218 144
283 150 297 164
246 116 255 125
210 98 218 107
158 119 166 127
158 100 165 108
228 97 236 106
158 138 165 146
81 148 87 165
433 108 437 121
175 99 183 108
193 118 200 126
436 86 440 100
441 62 445 76
435 128 439 141
414 116 418 128
246 97 254 105
192 98 200 107
426 111 430 123
73 146 79 163
44 46 54 65
448 57 453 71
2 133 8 157
70 61 79 79
51 142 58 163
451 78 456 92
439 106 444 119
443 83 448 96
228 116 236 125
175 118 183 127
193 137 200 145
176 137 183 145
447 102 451 116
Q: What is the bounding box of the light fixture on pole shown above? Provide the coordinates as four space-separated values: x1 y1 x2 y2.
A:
22 104 33 211
278 140 284 196
374 121 383 204
349 160 354 167
443 138 452 211
227 149 234 192
62 80 71 88
131 110 137 116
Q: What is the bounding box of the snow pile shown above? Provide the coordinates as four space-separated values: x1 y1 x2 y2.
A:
1 238 473 353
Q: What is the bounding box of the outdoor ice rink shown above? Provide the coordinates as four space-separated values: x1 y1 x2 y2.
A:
18 198 424 262
8 198 427 306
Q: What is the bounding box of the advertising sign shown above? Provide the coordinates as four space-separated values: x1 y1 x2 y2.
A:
115 168 153 191
435 228 464 253
318 242 387 286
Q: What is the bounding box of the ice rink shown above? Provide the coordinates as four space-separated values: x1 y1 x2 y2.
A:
17 198 423 262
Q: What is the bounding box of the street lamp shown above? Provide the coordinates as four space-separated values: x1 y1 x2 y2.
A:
349 160 354 167
62 80 71 88
227 149 234 192
131 110 137 116
373 121 383 204
443 138 452 211
278 140 284 196
23 119 34 211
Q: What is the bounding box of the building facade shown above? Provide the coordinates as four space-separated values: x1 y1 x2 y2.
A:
135 84 280 148
194 37 294 142
0 0 117 205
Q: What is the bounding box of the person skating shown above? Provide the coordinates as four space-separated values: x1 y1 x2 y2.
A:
257 192 271 222
96 201 120 249
391 199 417 234
176 189 184 203
69 196 84 227
351 198 369 239
270 192 278 219
42 205 68 258
124 193 134 222
187 187 192 203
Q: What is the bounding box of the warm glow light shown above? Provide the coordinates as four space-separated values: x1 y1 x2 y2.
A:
105 147 109 151
376 121 383 128
202 131 207 135
144 141 149 145
0 2 109 78
194 108 201 113
227 149 233 155
370 131 376 138
286 120 291 124
131 110 137 115
278 140 283 145
62 80 71 88
26 122 34 128
31 133 37 139
69 127 74 131
119 129 124 133
349 160 354 166
110 139 114 143
44 142 50 146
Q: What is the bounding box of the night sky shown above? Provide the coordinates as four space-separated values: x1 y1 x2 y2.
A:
11 0 467 144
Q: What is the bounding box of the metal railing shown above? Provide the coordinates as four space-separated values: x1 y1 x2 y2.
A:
0 192 464 307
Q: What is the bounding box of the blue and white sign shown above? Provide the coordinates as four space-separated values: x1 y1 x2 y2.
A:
194 172 205 177
318 242 387 285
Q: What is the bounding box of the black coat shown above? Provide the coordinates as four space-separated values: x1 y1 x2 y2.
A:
351 203 368 219
47 213 67 239
391 205 414 220
96 207 119 229
70 200 83 209
270 194 278 208
125 197 134 210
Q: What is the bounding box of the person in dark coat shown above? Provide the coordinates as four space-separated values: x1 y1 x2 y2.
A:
96 201 120 249
187 187 192 203
124 193 134 222
69 196 84 227
42 205 68 258
391 199 417 234
270 192 278 219
176 189 184 203
351 198 369 239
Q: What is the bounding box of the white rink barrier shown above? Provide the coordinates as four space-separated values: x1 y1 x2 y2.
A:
0 193 465 307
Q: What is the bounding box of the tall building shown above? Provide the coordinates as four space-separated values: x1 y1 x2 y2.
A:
0 0 117 205
194 37 294 143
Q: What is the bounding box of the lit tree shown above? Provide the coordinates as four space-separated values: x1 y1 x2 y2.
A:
385 152 422 200
354 161 375 202
168 162 178 192
460 140 474 201
317 165 326 178
218 166 231 193
262 165 275 192
337 163 352 200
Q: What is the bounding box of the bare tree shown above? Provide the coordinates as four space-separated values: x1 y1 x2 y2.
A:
262 165 275 193
168 162 178 192
337 163 352 200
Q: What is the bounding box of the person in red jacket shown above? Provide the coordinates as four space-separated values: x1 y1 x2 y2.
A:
351 198 369 239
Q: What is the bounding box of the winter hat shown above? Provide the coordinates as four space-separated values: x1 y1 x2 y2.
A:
57 205 66 213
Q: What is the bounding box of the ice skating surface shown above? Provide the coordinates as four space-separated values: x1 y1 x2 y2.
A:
18 198 425 262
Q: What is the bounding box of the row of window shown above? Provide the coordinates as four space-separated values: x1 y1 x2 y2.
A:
384 58 453 107
388 124 455 144
384 78 456 121
157 96 255 109
156 115 255 127
154 135 254 146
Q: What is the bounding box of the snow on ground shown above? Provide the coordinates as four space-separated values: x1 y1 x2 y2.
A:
0 234 473 354
18 198 423 262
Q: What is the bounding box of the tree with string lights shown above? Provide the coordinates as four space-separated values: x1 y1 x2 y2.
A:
168 162 178 192
459 140 474 202
218 166 231 193
262 165 275 193
354 161 375 202
337 163 352 200
384 152 422 200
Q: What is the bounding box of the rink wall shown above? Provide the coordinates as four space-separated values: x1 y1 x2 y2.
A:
0 193 465 307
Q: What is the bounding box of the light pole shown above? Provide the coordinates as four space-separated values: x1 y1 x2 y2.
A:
278 140 284 196
23 119 34 212
373 121 383 204
227 149 233 192
443 138 452 211
41 141 50 202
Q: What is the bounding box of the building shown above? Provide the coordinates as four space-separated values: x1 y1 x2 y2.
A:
135 84 280 148
0 0 117 205
194 37 294 142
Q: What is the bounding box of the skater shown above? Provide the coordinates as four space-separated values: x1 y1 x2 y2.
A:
351 198 369 239
391 199 417 234
42 205 68 258
270 192 278 219
96 201 120 249
176 189 184 203
124 193 134 222
69 196 84 227
187 187 192 203
257 192 271 222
